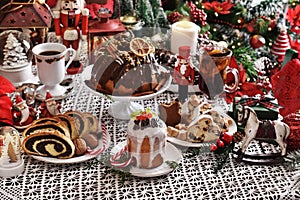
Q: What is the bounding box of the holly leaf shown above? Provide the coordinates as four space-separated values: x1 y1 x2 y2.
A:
178 5 190 16
200 24 210 34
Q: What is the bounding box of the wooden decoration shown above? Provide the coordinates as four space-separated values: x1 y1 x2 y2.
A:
0 0 52 28
234 105 290 164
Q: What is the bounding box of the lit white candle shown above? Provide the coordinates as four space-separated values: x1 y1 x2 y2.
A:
171 21 200 55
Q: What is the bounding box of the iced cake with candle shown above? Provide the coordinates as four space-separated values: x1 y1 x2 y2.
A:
127 108 167 169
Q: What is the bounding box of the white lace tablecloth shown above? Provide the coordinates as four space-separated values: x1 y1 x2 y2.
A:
1 75 300 200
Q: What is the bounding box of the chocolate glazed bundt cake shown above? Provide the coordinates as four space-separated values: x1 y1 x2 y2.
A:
85 37 177 96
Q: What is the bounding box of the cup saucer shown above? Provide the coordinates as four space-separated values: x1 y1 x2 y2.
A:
35 78 74 101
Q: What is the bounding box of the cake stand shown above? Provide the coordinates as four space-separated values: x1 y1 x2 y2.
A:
81 65 172 120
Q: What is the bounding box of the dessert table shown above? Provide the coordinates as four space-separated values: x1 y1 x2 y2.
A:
1 74 299 200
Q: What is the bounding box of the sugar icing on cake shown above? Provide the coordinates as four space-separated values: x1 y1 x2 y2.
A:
127 108 167 169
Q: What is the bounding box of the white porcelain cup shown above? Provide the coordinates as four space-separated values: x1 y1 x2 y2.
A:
32 43 76 98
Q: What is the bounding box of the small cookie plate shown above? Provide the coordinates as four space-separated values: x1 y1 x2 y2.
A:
167 114 237 147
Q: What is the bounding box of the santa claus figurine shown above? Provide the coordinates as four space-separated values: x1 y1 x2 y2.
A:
38 91 62 118
11 94 37 127
52 0 89 74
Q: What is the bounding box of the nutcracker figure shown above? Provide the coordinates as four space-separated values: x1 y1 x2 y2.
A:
173 46 195 85
53 0 89 74
173 46 195 102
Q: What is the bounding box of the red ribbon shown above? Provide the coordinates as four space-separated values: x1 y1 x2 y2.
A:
237 95 281 111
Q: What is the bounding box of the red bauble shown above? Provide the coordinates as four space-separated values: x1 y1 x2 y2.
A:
250 35 266 49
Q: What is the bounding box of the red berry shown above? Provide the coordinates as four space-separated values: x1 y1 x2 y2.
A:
221 132 233 144
216 139 225 148
188 1 207 25
210 144 218 151
167 12 183 23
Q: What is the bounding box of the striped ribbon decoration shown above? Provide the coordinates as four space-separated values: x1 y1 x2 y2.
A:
87 123 108 156
237 95 281 111
109 145 133 168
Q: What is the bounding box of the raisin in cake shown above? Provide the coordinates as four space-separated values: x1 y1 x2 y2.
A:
186 114 219 142
127 109 167 169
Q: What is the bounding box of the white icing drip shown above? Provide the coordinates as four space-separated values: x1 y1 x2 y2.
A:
127 117 167 168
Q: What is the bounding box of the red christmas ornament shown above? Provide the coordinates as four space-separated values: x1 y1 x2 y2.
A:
250 35 266 49
270 28 291 62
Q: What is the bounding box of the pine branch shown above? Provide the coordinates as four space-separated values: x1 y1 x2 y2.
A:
232 45 258 81
213 142 235 172
184 145 211 158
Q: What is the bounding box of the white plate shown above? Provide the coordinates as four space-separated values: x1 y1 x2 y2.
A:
167 113 237 147
111 141 182 177
81 65 172 101
31 132 110 164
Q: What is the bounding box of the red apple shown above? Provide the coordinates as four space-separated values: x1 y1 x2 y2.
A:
250 35 265 49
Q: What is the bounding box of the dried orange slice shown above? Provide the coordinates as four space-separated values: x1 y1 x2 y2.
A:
129 38 151 56
208 49 223 56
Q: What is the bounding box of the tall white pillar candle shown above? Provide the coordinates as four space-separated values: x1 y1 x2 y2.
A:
171 21 200 55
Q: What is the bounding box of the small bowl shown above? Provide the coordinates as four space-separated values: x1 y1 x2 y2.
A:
0 61 33 86
120 16 138 25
